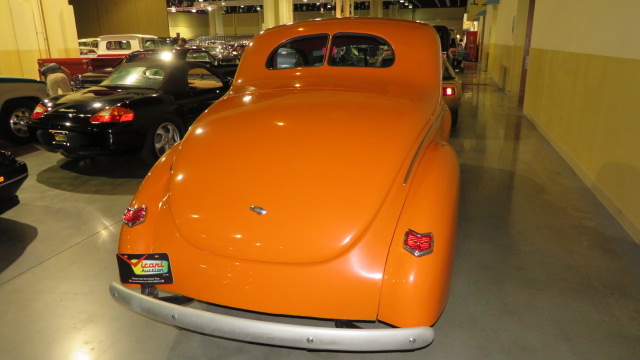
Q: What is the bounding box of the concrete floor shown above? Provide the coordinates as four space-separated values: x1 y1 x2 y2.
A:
1 66 639 359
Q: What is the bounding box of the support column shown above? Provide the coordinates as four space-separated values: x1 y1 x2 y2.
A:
0 0 77 78
342 0 351 17
389 4 399 19
262 0 293 30
336 0 342 17
278 0 293 24
262 0 277 30
370 0 383 18
208 4 223 35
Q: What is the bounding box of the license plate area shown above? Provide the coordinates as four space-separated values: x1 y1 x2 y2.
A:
49 130 68 144
116 253 174 284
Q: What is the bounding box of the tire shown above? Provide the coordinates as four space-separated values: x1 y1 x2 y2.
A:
141 117 184 164
1 99 38 144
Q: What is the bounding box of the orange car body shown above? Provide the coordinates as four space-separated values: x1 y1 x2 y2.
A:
112 17 459 351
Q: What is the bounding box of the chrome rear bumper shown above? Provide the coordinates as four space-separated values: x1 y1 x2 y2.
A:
109 282 434 351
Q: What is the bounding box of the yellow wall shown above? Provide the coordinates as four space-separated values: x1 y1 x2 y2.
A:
69 0 169 38
168 12 209 38
485 0 528 94
524 0 640 243
222 13 261 36
0 0 77 79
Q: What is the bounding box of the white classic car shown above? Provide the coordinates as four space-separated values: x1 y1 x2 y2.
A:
0 77 47 143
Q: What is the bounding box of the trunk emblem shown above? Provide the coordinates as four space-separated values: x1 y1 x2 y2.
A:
249 206 267 216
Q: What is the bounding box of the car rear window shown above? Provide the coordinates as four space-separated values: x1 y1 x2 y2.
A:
186 51 211 62
106 41 132 50
102 66 165 88
328 33 394 68
267 34 329 70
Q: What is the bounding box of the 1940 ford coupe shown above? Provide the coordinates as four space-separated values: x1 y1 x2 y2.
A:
109 18 459 352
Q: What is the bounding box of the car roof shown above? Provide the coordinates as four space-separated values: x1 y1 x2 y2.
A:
229 18 442 101
98 34 158 40
114 59 220 92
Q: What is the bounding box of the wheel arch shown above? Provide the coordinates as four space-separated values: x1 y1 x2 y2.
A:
0 96 41 112
378 140 460 328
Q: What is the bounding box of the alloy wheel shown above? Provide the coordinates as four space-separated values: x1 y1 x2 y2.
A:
153 122 181 156
9 108 31 138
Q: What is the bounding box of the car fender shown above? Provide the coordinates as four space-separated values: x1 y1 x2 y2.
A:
0 82 47 110
118 145 178 254
378 136 459 328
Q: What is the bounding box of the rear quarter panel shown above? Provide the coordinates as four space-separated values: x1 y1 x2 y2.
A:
378 109 459 327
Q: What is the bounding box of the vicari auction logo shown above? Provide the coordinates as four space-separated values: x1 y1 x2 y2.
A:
118 254 169 275
131 259 169 275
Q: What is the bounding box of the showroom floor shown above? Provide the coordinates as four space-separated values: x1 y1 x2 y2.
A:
1 66 639 360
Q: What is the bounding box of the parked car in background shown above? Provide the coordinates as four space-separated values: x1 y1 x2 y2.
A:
110 18 459 351
79 47 98 57
38 34 165 79
28 60 231 163
203 43 240 65
0 77 47 143
78 38 99 49
442 60 461 127
97 34 163 57
0 150 28 214
72 47 228 89
230 42 247 57
158 36 179 48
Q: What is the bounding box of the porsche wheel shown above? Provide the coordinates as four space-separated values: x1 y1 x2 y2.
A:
1 99 37 144
142 117 184 164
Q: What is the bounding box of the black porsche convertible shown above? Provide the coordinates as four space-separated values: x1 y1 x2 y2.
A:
0 150 28 214
28 59 230 162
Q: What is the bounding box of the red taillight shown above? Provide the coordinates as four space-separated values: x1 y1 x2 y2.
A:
32 103 47 119
443 87 456 96
403 229 434 257
123 206 147 227
90 106 134 123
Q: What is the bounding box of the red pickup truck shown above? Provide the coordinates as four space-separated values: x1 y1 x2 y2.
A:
37 34 164 77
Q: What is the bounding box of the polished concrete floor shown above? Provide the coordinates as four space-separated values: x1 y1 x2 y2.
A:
1 66 639 359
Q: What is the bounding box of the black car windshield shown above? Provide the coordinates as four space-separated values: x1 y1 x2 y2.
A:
102 66 165 88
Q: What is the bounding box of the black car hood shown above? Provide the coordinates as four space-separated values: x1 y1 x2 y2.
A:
45 87 158 115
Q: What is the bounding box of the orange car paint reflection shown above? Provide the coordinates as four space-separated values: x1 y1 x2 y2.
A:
118 18 459 327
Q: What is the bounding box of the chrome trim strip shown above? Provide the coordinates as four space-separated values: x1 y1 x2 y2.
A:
109 282 434 351
403 108 446 185
0 171 28 188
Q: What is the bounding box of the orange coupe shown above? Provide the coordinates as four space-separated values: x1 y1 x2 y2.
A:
110 18 459 352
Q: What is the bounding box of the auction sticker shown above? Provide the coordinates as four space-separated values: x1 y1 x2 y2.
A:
116 253 174 284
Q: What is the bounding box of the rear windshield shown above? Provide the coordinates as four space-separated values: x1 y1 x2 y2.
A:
102 66 165 88
328 33 394 68
267 34 329 70
106 41 131 51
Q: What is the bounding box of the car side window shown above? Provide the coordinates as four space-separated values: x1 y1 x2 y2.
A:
328 34 394 68
106 41 132 50
267 34 329 70
187 67 223 90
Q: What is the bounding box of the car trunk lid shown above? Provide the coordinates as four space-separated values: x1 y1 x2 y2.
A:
168 89 433 263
